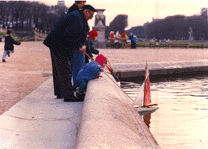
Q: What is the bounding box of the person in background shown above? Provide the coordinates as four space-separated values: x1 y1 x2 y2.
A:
43 5 97 102
129 33 133 48
73 54 107 99
109 31 115 44
85 29 99 63
67 0 86 13
132 35 137 49
2 30 21 62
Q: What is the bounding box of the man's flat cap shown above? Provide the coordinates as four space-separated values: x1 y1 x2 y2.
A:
83 5 97 12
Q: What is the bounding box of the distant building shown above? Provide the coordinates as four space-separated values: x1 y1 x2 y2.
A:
47 0 66 14
57 1 65 6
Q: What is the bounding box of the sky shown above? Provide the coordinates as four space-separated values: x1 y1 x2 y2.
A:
28 0 208 30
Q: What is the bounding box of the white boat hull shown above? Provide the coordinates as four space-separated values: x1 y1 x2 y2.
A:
136 106 159 116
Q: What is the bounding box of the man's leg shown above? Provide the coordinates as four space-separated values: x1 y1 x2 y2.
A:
54 53 79 101
50 50 62 98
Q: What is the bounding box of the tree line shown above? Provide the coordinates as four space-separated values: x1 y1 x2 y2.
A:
0 1 66 33
144 14 208 40
107 12 208 41
1 1 207 41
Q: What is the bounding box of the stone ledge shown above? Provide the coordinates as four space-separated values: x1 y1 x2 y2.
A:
75 73 160 149
112 60 208 79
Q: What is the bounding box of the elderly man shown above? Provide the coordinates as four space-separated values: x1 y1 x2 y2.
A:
68 0 86 13
43 5 96 102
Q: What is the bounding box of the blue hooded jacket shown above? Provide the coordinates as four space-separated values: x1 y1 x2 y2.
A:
73 61 102 88
132 36 137 43
76 61 102 82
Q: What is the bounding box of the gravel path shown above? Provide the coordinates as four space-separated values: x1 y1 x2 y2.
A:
0 41 52 115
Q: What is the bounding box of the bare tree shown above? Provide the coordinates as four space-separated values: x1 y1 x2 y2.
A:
9 1 31 30
0 1 11 28
55 5 67 16
0 1 7 26
0 1 66 33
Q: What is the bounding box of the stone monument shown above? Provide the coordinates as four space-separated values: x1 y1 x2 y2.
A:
93 9 106 48
188 26 194 41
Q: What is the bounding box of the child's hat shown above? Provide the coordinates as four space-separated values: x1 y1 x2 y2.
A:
89 30 98 41
95 54 107 66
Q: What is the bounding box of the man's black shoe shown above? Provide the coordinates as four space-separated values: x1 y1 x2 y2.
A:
64 97 84 102
56 95 62 99
2 59 6 62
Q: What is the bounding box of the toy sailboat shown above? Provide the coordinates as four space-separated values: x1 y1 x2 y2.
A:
133 63 159 115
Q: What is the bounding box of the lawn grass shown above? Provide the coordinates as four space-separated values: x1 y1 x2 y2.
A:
0 32 24 41
137 41 208 48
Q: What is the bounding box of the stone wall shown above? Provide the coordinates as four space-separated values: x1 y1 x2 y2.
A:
75 73 160 149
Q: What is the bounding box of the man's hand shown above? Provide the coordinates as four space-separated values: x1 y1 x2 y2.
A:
79 45 86 54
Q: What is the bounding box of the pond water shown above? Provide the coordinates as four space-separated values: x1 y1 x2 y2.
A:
121 74 208 149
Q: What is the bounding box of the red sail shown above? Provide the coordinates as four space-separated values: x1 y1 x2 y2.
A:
144 74 151 106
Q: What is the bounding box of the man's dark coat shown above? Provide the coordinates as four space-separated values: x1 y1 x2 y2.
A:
43 10 89 99
43 10 89 60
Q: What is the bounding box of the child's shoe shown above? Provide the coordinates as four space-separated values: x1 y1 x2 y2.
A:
7 51 10 57
76 89 85 100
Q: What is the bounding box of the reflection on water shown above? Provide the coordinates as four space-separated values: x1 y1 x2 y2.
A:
121 74 208 149
143 113 151 128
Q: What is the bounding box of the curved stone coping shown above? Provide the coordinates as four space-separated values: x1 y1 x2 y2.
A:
75 73 160 149
112 60 208 79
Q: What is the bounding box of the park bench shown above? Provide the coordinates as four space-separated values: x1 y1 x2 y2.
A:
167 43 190 48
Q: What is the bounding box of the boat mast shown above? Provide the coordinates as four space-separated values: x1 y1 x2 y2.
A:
143 62 147 107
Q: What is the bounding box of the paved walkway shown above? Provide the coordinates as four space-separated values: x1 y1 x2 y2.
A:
0 47 207 148
99 48 208 64
0 77 83 149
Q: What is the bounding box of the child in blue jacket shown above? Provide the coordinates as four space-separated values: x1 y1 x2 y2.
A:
73 54 107 99
2 30 21 62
